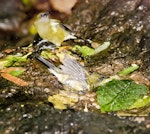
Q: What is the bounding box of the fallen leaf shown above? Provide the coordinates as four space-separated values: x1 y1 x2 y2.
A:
1 67 25 76
96 79 148 112
1 73 28 86
48 93 78 110
0 53 31 69
4 49 14 54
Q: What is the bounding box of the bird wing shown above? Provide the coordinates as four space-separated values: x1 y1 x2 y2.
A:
59 56 88 82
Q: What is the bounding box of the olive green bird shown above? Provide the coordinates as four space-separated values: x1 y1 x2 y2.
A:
34 12 76 47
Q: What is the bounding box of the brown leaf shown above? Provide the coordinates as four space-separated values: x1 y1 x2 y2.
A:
1 73 28 86
4 49 14 54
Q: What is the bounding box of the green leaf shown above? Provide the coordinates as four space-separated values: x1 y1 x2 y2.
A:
4 52 31 67
129 96 150 109
22 0 33 8
72 42 110 58
41 50 58 60
9 69 25 76
96 79 148 112
94 41 110 54
72 45 94 57
118 64 139 76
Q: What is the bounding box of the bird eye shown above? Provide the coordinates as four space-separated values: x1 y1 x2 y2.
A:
40 12 49 18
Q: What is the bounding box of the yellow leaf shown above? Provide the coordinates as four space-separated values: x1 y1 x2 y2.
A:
48 93 78 110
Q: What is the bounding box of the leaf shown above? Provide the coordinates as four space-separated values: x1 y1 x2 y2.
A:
94 41 110 54
29 24 37 35
72 42 110 58
1 67 25 76
22 0 33 9
41 50 58 60
9 69 25 77
0 52 29 71
118 64 139 76
129 96 150 109
48 93 78 110
72 45 94 57
0 60 8 69
96 79 148 112
1 73 28 86
4 52 31 67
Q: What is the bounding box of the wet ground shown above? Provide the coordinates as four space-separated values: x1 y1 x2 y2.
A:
0 0 150 133
1 92 150 134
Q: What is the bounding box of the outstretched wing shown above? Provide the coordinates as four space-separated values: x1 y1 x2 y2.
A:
59 56 88 82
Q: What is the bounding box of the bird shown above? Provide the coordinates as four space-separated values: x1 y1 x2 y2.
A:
35 54 91 92
34 12 76 47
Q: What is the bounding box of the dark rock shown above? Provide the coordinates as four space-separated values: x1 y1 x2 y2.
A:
67 0 150 75
0 93 150 133
1 1 150 133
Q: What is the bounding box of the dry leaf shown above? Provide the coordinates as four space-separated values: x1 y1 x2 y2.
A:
1 73 28 86
48 93 78 110
4 49 14 54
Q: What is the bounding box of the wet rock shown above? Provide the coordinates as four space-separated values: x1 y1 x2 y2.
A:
0 94 150 133
0 0 150 133
67 0 150 76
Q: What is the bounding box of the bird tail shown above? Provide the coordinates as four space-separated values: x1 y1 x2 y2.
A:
35 54 57 70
